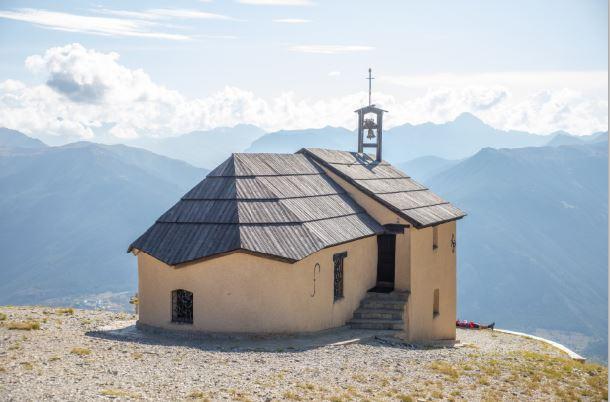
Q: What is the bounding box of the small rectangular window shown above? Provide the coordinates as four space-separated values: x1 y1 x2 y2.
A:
333 252 347 302
432 226 439 250
433 288 440 318
172 289 193 324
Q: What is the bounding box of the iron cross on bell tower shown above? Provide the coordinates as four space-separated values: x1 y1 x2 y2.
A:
355 68 387 161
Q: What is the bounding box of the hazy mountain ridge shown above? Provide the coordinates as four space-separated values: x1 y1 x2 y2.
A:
545 131 608 147
425 142 608 362
247 113 571 163
0 139 206 305
247 126 354 155
130 124 266 169
0 127 47 148
397 156 460 182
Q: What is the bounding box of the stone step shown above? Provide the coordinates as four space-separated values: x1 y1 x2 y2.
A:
353 308 403 320
348 319 404 330
360 300 406 310
365 291 409 302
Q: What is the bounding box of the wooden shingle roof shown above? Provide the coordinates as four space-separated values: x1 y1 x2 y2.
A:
128 153 383 265
299 148 466 228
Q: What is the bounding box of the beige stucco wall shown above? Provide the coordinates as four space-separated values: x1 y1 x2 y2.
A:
137 235 377 333
313 163 457 341
406 221 457 341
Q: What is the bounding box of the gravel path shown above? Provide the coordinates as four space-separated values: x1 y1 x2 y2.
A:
0 306 606 401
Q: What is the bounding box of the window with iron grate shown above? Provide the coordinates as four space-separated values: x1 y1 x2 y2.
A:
172 289 193 324
333 252 347 302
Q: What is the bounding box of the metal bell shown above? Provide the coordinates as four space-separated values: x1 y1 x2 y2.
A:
367 128 376 139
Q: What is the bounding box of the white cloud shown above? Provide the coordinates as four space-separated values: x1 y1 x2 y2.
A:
0 44 607 143
24 43 169 104
380 71 608 96
237 0 314 5
273 18 310 23
379 71 608 134
328 71 341 77
0 8 191 40
97 8 234 21
289 45 374 54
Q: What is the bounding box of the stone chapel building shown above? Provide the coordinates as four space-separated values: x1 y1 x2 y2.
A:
129 83 465 342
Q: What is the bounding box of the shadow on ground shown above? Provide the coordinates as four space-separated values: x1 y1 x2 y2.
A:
85 321 451 353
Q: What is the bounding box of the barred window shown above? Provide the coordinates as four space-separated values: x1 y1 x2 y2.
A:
172 289 193 324
333 252 347 302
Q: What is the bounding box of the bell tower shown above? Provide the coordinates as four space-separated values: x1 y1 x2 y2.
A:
355 68 387 161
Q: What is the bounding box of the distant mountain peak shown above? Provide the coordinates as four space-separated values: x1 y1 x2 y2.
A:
0 127 47 149
453 112 485 125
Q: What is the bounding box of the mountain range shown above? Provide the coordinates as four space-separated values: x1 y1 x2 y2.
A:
0 141 205 306
421 142 608 362
129 124 266 169
0 122 607 362
100 113 606 169
246 113 608 163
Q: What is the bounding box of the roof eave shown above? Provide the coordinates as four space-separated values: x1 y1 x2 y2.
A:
412 213 467 229
300 148 465 228
134 248 299 268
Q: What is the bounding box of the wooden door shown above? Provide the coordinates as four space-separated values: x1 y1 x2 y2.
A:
377 234 396 287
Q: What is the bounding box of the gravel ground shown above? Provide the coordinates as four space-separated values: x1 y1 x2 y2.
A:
0 306 606 401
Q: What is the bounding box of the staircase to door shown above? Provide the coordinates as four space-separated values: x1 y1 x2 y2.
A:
347 290 409 330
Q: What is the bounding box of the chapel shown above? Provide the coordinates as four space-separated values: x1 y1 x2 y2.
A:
129 71 465 341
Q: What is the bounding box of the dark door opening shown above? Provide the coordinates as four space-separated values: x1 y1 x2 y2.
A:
373 234 396 292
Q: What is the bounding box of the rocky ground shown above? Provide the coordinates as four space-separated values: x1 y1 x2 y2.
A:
0 306 607 401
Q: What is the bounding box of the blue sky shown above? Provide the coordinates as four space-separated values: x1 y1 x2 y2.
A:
0 0 607 142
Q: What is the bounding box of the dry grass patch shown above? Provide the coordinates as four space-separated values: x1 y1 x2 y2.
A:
0 312 6 321
8 343 21 350
55 308 74 315
70 347 91 356
506 351 608 399
429 361 460 380
7 321 40 330
19 361 33 370
477 375 490 386
296 382 315 391
100 388 140 398
187 390 210 400
283 391 302 400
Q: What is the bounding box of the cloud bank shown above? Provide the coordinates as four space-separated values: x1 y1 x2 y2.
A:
0 44 606 143
0 9 191 40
